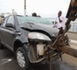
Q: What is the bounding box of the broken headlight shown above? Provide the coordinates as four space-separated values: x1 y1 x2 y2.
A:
28 32 51 41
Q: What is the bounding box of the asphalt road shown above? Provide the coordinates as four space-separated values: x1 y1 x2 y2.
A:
0 43 77 70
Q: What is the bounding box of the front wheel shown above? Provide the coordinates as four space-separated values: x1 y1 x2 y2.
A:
0 41 4 49
16 47 30 70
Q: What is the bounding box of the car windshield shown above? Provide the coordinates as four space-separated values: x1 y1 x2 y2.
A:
17 15 53 25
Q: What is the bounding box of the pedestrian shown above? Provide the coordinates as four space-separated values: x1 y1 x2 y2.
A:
0 16 3 26
32 12 37 17
55 11 65 29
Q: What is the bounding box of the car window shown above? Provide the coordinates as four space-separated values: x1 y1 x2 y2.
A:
7 16 14 25
17 16 53 25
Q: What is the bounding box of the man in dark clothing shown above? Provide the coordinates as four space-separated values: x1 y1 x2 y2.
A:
32 13 37 17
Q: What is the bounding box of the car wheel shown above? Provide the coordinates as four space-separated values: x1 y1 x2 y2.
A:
16 47 30 70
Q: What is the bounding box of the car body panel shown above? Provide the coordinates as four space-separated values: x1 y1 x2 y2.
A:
20 23 59 38
0 15 59 50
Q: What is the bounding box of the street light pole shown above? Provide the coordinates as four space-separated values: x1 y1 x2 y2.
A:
24 0 26 16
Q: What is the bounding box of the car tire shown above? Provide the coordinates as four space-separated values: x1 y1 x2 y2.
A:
0 41 4 49
16 47 30 70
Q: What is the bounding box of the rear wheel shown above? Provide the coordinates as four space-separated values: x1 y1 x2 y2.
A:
16 47 30 70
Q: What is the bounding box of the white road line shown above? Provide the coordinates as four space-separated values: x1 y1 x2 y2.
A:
70 39 77 44
0 58 12 65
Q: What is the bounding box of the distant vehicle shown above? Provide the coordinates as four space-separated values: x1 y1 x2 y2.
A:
0 15 61 70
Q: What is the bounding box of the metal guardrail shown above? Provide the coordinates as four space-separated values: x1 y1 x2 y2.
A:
69 22 77 32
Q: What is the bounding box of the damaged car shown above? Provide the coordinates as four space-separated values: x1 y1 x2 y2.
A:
0 15 67 70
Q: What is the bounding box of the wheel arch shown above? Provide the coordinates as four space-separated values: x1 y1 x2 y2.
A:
13 40 24 53
13 36 29 53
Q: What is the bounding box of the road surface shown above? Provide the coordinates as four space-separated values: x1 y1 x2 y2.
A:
0 42 77 70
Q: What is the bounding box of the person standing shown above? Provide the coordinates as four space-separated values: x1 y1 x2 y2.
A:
32 12 37 17
55 11 65 29
0 16 3 26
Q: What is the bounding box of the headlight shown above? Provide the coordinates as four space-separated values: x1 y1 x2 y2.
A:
28 32 51 41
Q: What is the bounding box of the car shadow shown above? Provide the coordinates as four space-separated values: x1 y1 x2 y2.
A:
0 48 76 70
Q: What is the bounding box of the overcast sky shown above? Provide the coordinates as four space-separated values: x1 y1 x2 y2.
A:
0 0 70 18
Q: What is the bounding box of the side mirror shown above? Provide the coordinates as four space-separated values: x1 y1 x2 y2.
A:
5 23 14 28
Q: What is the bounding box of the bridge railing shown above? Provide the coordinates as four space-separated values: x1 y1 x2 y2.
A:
69 22 77 32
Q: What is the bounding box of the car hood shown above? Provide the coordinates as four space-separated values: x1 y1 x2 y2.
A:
20 23 59 37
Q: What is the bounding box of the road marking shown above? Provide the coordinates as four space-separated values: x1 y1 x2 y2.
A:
70 39 77 44
0 58 12 65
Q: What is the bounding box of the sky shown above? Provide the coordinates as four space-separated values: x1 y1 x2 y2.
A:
0 0 70 18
